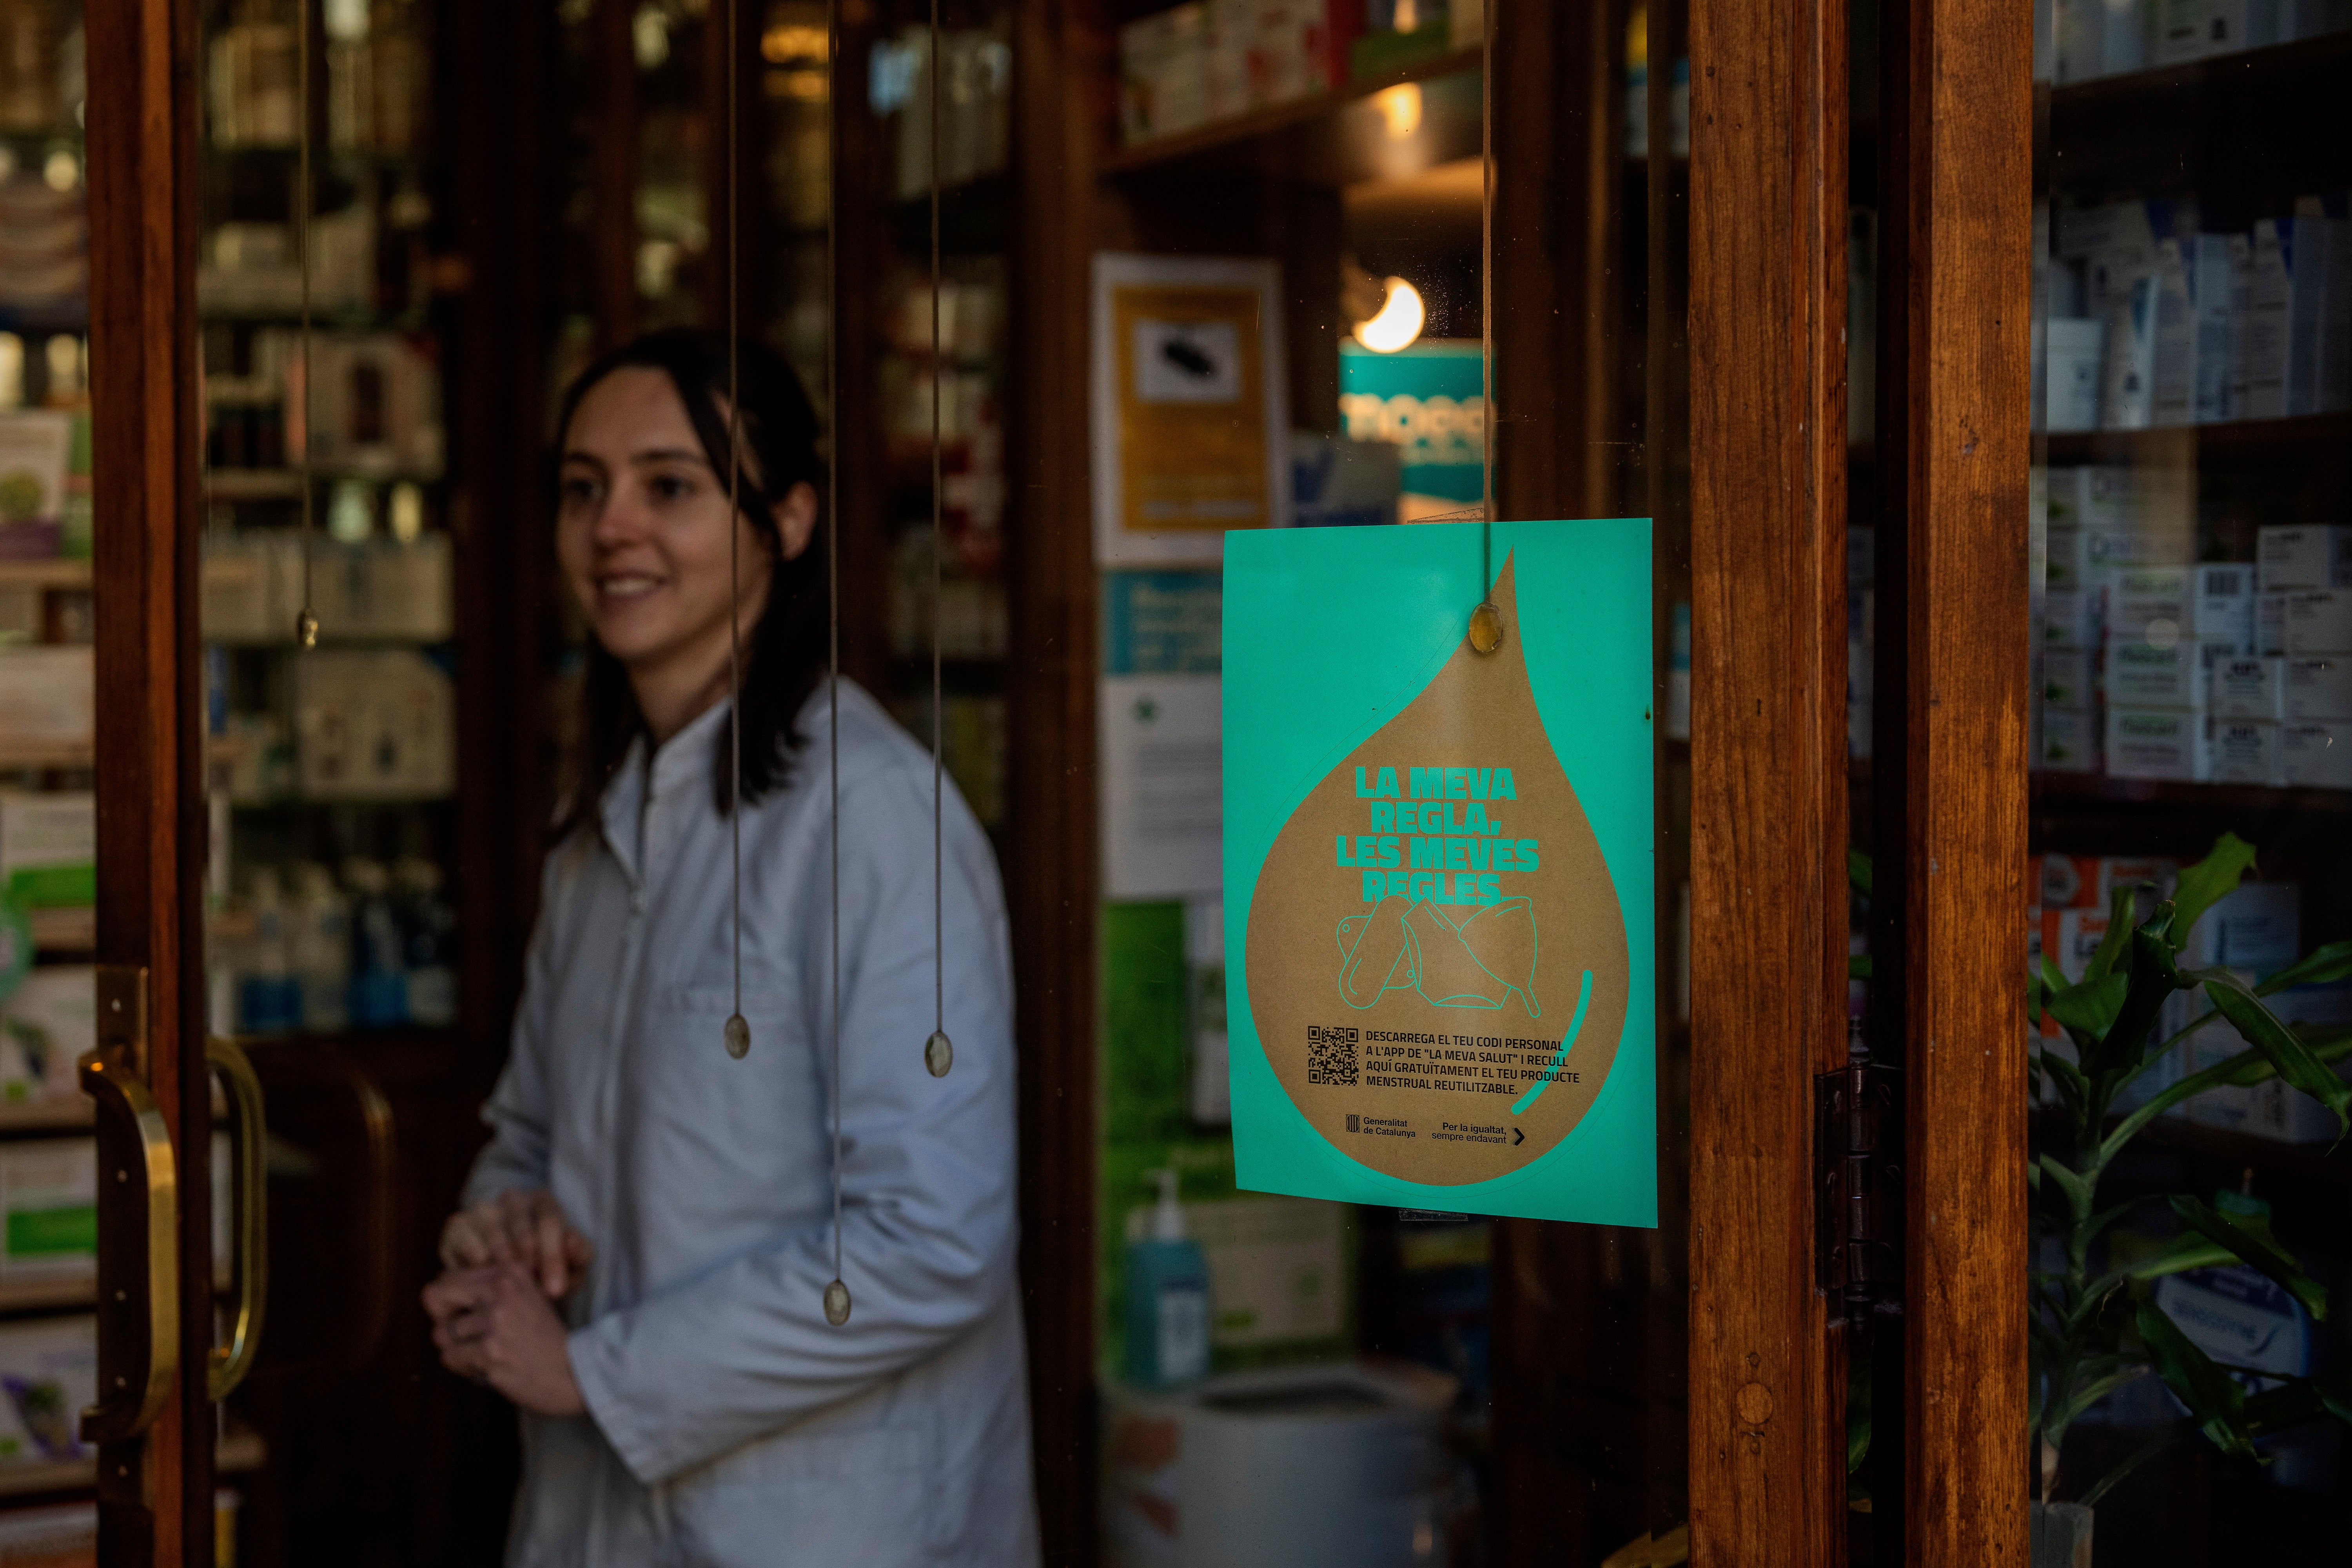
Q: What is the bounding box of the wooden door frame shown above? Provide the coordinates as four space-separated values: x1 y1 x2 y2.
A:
86 0 212 1562
1875 0 2034 1557
1685 0 1854 1552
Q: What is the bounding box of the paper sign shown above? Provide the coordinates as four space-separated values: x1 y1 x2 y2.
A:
1092 254 1289 565
1223 520 1656 1225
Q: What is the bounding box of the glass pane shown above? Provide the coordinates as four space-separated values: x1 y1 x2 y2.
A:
1098 4 1691 1561
195 0 458 1558
2029 4 2352 1556
0 0 108 1553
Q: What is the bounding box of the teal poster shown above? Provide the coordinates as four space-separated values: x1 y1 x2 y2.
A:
1222 520 1656 1226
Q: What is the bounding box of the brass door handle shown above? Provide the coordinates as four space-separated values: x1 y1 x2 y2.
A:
206 1037 269 1401
77 1046 179 1445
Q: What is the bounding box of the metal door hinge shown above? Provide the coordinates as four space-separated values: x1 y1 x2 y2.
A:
1815 1055 1901 1327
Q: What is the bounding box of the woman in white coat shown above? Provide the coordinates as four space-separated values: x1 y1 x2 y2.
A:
420 330 1038 1567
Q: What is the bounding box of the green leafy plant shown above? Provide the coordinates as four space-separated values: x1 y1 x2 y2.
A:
2029 833 2352 1504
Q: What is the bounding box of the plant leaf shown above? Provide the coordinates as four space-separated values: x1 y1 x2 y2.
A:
2047 972 2129 1041
2086 925 2192 1080
2254 938 2352 997
2082 884 2140 985
1847 847 1873 898
2136 1301 2259 1461
1848 954 1872 980
2168 1195 2329 1321
2167 833 2259 955
2201 981 2351 1139
2317 1367 2352 1428
2037 1154 2094 1218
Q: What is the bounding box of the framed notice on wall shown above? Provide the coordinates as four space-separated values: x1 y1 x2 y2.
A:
1222 519 1657 1226
1091 252 1290 566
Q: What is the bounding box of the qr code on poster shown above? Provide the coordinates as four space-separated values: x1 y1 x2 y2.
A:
1307 1025 1359 1086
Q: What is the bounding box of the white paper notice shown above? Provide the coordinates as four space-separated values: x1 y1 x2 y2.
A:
1100 672 1221 898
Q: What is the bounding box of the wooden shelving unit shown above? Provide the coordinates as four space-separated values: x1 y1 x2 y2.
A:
0 1428 264 1502
1102 45 1482 171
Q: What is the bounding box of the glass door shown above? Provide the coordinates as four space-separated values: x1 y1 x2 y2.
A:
2023 4 2352 1559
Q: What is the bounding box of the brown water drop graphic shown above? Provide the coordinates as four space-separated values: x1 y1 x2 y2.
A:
1244 552 1631 1184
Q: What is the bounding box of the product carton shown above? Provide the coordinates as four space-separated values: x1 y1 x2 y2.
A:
0 411 71 561
2043 587 2103 650
2105 563 2253 648
2257 524 2352 592
2178 880 2301 971
0 966 91 1107
2211 655 2285 720
2043 648 2098 713
293 649 455 799
2234 216 2348 421
2040 707 2102 772
0 1316 95 1465
0 1141 93 1288
2280 721 2352 787
0 792 92 910
0 646 91 752
2283 590 2352 655
2152 233 2237 425
2041 854 2177 913
2106 706 2212 780
2283 656 2352 720
2046 318 2105 431
2105 640 2214 711
2045 527 2090 590
2211 718 2285 784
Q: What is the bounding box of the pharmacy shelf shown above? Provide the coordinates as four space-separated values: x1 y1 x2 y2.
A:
0 741 89 770
0 1278 96 1316
2049 31 2352 126
28 907 94 955
0 1426 263 1501
2032 771 2352 815
2045 32 2352 199
2035 1105 2352 1194
203 466 446 502
1103 46 1482 172
0 560 89 590
2041 411 2352 467
0 1100 93 1135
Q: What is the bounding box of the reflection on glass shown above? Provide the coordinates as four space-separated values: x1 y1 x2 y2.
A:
2027 5 2352 1559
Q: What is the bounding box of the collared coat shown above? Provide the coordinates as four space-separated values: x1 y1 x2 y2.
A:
463 684 1038 1567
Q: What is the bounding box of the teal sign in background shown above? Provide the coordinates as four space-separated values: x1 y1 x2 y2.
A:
1337 341 1485 506
1221 519 1657 1226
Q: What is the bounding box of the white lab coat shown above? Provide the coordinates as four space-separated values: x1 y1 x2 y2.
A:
463 683 1039 1567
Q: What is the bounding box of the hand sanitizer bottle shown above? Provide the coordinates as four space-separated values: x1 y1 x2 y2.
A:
1122 1169 1211 1390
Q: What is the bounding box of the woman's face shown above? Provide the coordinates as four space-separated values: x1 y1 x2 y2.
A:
556 368 812 690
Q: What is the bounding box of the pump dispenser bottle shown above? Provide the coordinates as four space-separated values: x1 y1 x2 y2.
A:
1122 1169 1211 1389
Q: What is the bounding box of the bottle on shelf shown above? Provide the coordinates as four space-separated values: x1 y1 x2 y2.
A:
287 861 351 1034
345 856 407 1029
392 855 454 1028
236 866 300 1036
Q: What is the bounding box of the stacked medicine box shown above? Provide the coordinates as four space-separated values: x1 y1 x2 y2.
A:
2039 464 2197 774
2259 524 2352 788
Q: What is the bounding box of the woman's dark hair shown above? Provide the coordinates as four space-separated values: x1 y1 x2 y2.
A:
551 328 828 839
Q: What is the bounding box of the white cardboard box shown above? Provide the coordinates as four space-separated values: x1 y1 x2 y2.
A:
0 647 91 750
2043 648 2098 713
2284 590 2352 655
2044 588 2103 650
2256 524 2352 592
0 1316 96 1465
2041 707 2102 772
2280 721 2352 788
2106 706 2212 780
2106 640 2214 711
0 1140 93 1287
2212 655 2285 720
2211 718 2284 785
2284 656 2352 720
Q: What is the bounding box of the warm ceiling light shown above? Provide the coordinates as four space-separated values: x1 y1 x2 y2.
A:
762 23 829 64
1375 83 1423 140
1352 277 1426 353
